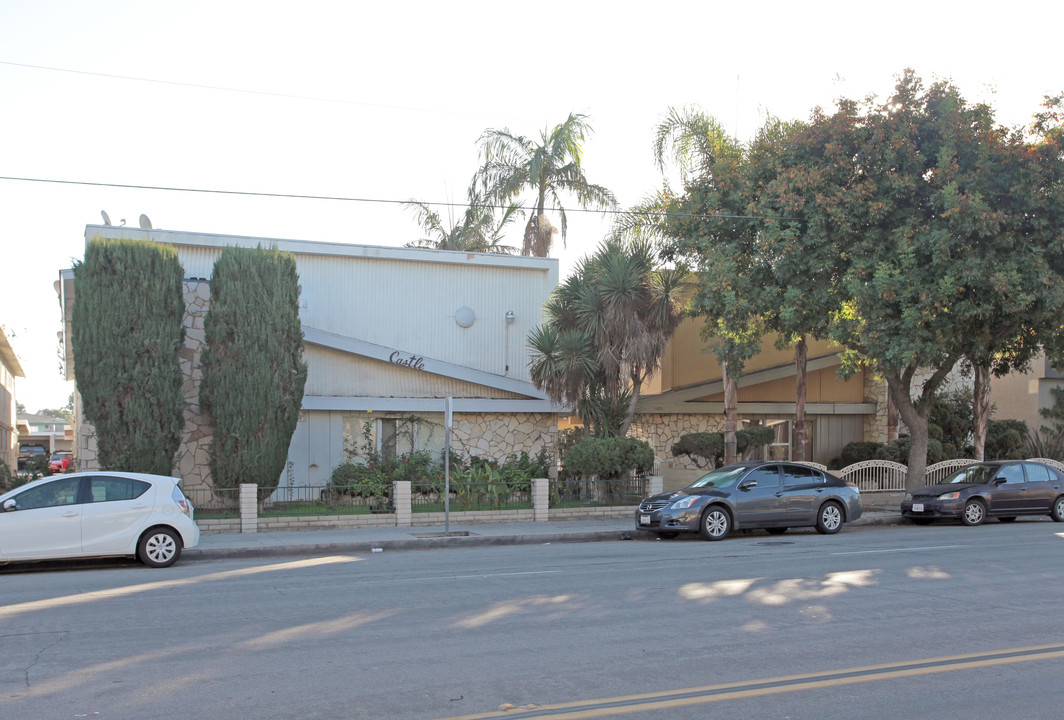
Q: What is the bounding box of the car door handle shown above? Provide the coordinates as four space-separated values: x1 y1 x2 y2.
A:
775 492 784 497
61 511 78 518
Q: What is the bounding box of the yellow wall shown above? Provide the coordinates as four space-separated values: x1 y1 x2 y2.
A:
700 366 865 403
655 318 845 395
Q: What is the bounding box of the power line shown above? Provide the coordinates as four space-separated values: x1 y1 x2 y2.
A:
0 175 794 222
0 60 495 119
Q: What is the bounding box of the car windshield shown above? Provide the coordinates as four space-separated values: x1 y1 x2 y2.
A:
687 466 750 489
947 465 1002 484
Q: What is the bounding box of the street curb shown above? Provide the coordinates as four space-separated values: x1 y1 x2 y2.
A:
184 513 904 562
185 530 636 561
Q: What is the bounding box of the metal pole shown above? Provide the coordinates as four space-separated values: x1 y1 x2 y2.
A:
444 396 452 534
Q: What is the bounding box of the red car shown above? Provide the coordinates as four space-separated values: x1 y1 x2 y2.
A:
48 452 74 473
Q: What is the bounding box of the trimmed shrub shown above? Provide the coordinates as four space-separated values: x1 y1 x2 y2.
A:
561 436 654 479
200 245 308 492
671 427 776 469
72 237 185 473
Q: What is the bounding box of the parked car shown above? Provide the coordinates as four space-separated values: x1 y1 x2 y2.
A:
0 471 199 567
47 452 74 474
635 461 863 541
901 460 1064 526
16 445 47 471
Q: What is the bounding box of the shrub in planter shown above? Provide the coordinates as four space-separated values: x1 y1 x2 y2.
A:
562 436 654 480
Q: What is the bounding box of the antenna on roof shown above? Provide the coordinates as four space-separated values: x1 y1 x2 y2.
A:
101 210 112 226
139 214 152 229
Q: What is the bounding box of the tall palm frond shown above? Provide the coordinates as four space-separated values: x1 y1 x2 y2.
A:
478 113 617 256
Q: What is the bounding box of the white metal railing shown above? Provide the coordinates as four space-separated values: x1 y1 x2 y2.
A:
837 460 908 493
924 459 978 485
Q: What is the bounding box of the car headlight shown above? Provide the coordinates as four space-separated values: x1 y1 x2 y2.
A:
670 495 699 509
938 491 960 500
904 493 912 502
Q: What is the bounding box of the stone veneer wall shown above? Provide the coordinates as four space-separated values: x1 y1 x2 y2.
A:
628 413 726 473
72 280 214 479
175 281 213 491
450 412 559 465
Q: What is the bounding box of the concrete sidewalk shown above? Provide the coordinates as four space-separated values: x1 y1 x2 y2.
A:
185 511 903 561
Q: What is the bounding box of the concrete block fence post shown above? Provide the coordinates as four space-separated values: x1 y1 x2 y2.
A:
393 481 411 526
647 475 663 497
239 483 258 534
532 478 549 522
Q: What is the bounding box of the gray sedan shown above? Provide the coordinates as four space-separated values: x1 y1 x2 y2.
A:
635 461 863 540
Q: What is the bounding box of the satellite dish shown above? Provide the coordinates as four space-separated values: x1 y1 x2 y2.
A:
139 214 152 229
101 210 112 226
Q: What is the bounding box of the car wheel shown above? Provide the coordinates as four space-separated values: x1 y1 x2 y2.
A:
1052 496 1064 522
998 516 1017 523
137 527 182 568
815 502 843 534
961 499 986 527
910 517 934 525
655 531 679 539
699 506 731 541
766 527 788 535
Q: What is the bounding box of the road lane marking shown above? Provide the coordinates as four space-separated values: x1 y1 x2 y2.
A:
433 642 1064 719
831 544 969 555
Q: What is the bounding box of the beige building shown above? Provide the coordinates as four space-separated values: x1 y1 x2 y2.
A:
0 327 25 471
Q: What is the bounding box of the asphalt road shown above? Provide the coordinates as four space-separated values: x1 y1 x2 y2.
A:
2 519 1063 719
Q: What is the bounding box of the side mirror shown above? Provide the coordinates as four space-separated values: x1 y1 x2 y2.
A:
992 477 1006 485
739 479 758 490
2 498 16 512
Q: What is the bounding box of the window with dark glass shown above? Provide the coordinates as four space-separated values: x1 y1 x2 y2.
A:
782 464 817 485
87 477 151 503
13 477 81 510
743 466 781 487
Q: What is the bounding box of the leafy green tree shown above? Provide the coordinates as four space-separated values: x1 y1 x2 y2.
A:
404 184 522 254
528 239 687 436
478 113 617 256
71 238 185 474
652 106 765 464
761 71 1064 491
199 246 308 492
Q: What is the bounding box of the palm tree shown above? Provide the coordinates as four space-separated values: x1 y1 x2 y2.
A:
478 113 617 256
403 186 522 254
528 239 688 436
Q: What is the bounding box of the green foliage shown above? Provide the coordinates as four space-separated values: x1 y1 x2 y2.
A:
670 426 775 469
528 239 687 436
478 113 617 256
1023 385 1064 460
200 245 308 492
0 459 23 492
839 441 884 466
71 237 186 473
875 436 944 466
985 419 1028 460
560 436 654 479
404 186 521 254
929 388 974 459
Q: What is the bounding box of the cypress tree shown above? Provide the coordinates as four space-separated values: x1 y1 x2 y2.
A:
200 245 308 492
71 237 186 474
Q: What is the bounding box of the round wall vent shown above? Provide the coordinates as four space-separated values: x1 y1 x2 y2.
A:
455 306 475 328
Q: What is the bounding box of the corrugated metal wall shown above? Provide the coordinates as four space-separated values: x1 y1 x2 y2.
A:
171 243 554 386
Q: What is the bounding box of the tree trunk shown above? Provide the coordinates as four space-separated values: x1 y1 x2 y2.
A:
885 374 932 493
723 359 738 465
973 363 991 461
618 369 642 438
887 390 899 443
793 337 808 461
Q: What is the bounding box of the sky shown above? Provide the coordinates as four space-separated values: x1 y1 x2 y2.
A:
2 0 1062 413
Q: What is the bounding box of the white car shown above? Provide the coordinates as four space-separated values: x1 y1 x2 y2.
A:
0 471 200 568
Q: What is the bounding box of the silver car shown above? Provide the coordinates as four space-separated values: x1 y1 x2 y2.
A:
636 462 863 540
